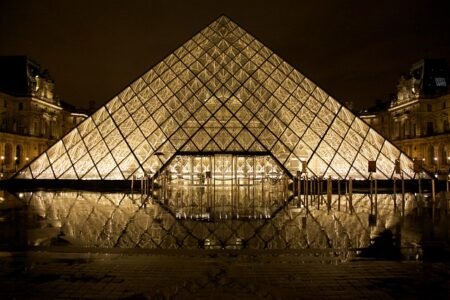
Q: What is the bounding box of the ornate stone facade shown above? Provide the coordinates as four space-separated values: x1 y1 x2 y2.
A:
360 59 450 176
0 56 87 178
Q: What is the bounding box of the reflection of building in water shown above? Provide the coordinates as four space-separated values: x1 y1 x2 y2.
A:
8 190 437 253
360 59 450 175
161 154 287 220
0 56 87 178
15 16 424 188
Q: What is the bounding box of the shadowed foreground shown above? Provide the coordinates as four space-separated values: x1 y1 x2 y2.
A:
0 250 448 299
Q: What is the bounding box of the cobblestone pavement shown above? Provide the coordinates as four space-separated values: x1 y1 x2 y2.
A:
0 249 448 299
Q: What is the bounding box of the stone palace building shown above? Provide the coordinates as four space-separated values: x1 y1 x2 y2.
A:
0 56 87 178
360 59 450 176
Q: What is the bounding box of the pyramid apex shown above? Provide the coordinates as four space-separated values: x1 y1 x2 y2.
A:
216 14 231 22
210 14 235 27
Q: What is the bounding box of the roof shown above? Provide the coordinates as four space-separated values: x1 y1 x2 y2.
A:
0 56 52 96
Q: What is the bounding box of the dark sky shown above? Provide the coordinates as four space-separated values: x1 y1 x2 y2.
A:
1 0 449 111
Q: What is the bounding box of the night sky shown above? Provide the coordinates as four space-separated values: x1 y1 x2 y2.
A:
1 0 449 111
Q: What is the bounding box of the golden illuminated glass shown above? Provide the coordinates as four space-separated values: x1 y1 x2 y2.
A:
15 16 422 180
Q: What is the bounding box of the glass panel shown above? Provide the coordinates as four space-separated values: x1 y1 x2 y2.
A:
133 140 153 164
68 141 88 164
330 154 351 179
308 154 328 177
36 166 55 179
96 154 117 179
119 155 141 179
74 153 95 178
90 141 109 163
118 117 137 138
84 128 102 151
323 129 343 150
315 141 335 164
376 153 394 179
92 107 109 125
59 166 78 180
235 129 255 150
78 117 96 137
111 141 132 164
47 141 66 164
30 154 52 178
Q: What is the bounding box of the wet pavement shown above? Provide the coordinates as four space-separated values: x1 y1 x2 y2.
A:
0 190 449 298
0 249 448 299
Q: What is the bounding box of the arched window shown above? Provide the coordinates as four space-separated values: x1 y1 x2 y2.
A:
440 145 448 164
4 144 12 165
428 145 435 165
16 144 22 165
443 119 449 132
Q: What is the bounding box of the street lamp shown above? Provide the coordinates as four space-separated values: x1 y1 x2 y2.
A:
1 156 4 175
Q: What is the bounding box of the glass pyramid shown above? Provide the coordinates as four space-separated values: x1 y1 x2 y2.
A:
15 16 421 180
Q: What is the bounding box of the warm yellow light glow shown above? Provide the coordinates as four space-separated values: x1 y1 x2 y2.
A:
15 16 424 181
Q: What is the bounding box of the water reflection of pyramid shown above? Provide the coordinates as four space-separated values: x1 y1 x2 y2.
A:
16 16 417 180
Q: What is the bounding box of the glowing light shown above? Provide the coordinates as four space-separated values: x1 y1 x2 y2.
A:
16 16 423 181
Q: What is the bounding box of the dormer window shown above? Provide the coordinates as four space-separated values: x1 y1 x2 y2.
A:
435 77 447 87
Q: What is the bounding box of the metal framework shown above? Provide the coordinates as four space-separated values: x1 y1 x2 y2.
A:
15 16 420 180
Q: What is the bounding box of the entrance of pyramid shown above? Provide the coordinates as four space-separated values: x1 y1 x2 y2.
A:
151 153 290 220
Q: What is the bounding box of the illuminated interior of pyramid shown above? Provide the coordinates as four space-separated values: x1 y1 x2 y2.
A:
15 16 420 182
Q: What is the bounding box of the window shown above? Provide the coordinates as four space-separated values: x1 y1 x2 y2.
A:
428 146 435 165
444 119 450 132
427 104 432 112
3 100 6 108
435 77 447 87
18 102 23 110
4 144 12 165
426 122 434 135
440 146 447 164
15 144 22 165
443 102 447 109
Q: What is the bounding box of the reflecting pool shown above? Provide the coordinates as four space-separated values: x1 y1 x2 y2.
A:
0 190 448 258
